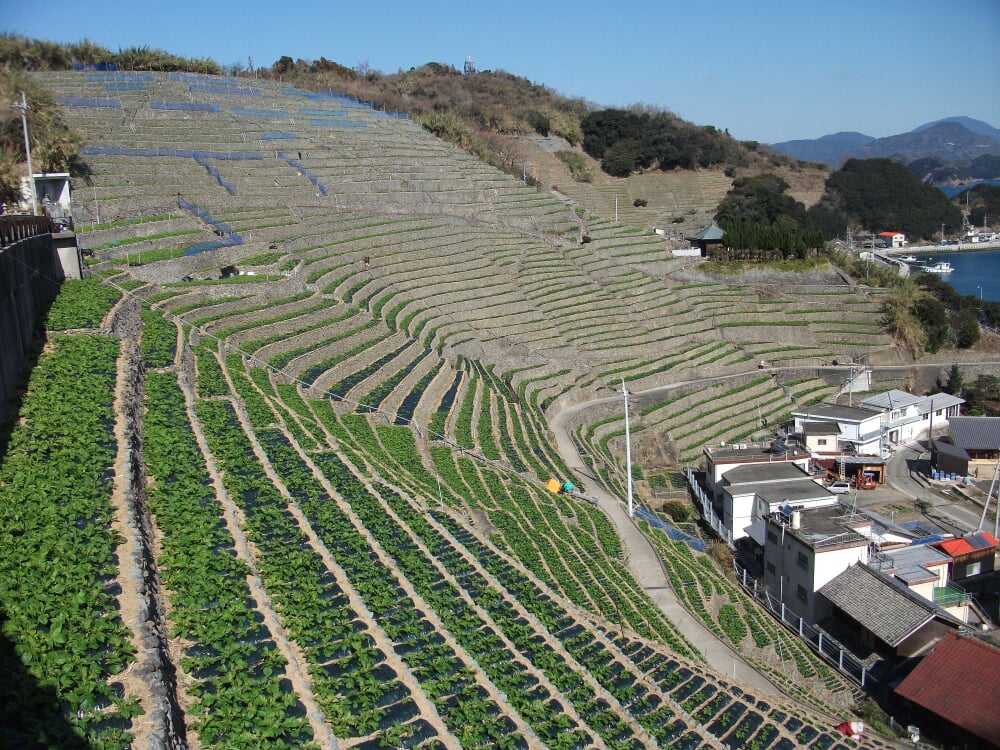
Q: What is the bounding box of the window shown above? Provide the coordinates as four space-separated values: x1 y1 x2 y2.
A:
797 551 809 569
966 561 982 577
766 562 776 575
817 438 828 446
796 585 808 602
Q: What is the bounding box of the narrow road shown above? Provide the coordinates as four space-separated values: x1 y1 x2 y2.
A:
548 398 782 696
884 442 985 534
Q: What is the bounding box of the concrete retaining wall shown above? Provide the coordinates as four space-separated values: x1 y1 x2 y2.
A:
0 234 64 413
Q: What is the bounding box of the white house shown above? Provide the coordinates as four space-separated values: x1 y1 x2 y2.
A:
879 231 907 249
859 390 964 445
791 403 884 456
761 503 873 622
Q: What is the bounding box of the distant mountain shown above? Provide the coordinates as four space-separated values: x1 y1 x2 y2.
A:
769 132 874 165
913 116 1000 141
770 118 1000 167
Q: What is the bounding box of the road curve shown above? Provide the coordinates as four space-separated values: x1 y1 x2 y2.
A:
547 397 782 696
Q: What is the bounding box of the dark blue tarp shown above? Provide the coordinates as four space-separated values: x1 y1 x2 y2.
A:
276 152 328 196
231 107 288 118
177 197 242 255
86 72 152 82
635 507 708 552
58 97 122 109
309 119 366 128
150 101 221 111
73 63 118 71
260 132 297 140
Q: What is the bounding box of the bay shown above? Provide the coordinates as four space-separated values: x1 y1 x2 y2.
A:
904 247 1000 302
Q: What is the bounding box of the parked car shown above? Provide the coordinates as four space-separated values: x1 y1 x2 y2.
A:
828 481 852 495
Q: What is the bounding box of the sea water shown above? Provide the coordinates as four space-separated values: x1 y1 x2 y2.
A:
906 248 1000 302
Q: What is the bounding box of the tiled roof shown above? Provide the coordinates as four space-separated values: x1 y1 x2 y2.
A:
818 564 935 646
860 389 921 411
933 531 998 558
895 631 1000 746
949 416 1000 450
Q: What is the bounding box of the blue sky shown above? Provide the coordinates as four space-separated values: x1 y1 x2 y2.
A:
5 0 999 143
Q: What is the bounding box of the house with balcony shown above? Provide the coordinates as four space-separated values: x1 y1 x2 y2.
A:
859 389 964 445
790 402 884 456
875 543 972 624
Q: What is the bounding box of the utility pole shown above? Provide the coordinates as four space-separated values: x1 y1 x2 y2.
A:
622 378 633 518
13 91 37 215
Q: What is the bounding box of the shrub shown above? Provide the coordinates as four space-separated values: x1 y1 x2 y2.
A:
633 198 647 207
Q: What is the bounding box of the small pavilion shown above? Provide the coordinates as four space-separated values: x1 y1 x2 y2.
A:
688 220 725 257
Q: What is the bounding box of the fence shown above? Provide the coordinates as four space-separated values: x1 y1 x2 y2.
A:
733 560 870 687
683 467 734 548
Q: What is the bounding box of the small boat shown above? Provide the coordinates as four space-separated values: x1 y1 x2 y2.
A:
899 255 918 262
924 261 953 273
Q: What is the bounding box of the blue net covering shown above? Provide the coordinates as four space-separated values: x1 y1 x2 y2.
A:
177 197 243 255
58 97 123 109
189 84 261 96
192 153 238 195
634 507 707 552
260 132 297 140
276 152 328 196
85 72 153 82
104 82 148 92
150 101 221 112
231 107 289 118
299 107 347 117
309 119 366 128
73 63 118 71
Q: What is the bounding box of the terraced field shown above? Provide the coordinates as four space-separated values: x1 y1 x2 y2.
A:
0 70 904 749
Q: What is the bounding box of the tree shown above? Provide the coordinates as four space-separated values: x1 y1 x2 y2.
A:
953 310 981 348
938 364 964 395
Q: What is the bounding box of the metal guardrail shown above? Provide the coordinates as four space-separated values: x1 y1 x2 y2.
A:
733 560 870 687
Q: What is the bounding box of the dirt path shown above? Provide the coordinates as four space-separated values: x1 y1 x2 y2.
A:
547 397 783 697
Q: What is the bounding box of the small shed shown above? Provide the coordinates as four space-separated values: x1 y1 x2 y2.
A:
687 220 725 257
930 438 969 478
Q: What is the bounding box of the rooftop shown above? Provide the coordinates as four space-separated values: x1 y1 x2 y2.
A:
895 631 1000 746
933 531 999 558
881 544 952 585
721 462 811 485
860 389 922 412
792 402 880 423
949 416 1000 450
705 444 811 464
802 421 840 436
767 502 870 550
819 564 938 647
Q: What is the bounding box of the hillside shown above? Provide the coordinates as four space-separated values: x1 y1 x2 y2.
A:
0 69 913 749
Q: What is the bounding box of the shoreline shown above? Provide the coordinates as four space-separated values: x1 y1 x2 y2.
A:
887 240 1000 256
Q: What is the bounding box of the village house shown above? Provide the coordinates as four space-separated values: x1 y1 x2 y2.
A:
878 231 907 249
858 390 963 445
